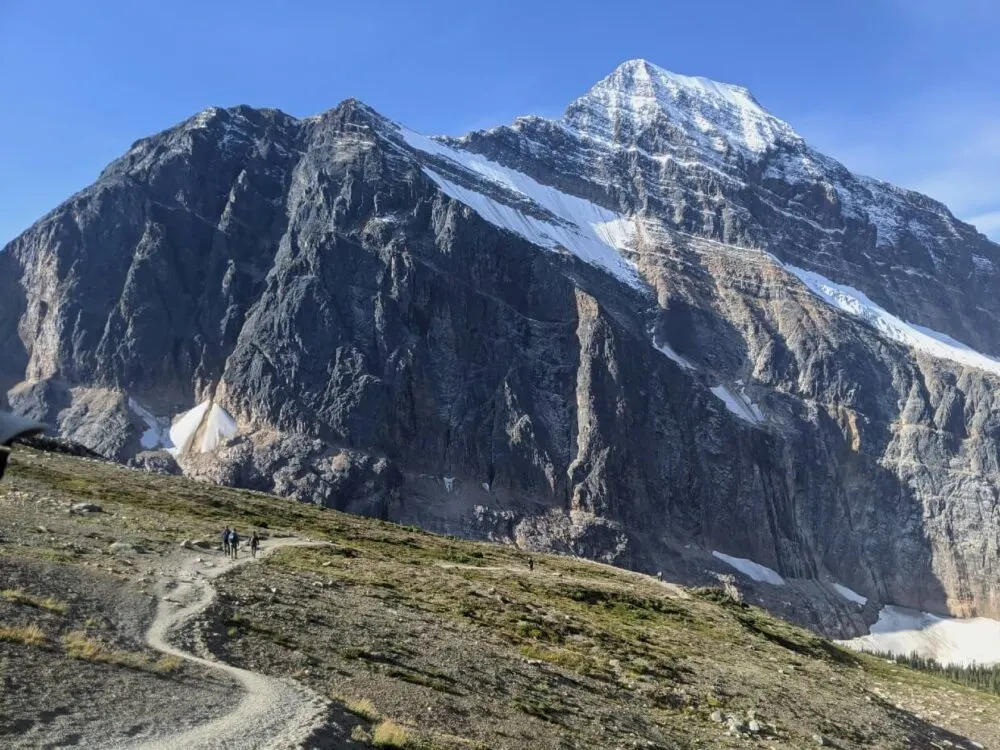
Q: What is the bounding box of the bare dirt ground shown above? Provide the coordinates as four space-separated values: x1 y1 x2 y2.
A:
3 447 1000 749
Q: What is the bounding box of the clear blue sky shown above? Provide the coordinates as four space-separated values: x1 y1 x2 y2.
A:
2 0 999 244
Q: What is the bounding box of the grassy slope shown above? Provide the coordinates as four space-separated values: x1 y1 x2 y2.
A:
3 448 999 749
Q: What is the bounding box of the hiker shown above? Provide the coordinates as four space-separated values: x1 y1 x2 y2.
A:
528 557 534 572
249 531 260 559
221 526 232 556
230 528 240 559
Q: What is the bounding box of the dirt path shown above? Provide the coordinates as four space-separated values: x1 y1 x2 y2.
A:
119 538 337 750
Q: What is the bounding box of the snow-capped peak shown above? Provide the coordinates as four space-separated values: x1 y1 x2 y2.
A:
608 59 765 113
563 59 801 159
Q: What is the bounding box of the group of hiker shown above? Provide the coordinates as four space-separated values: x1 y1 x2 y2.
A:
221 526 260 559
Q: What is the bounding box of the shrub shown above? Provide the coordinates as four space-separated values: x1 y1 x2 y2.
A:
372 719 410 747
154 655 184 674
0 624 46 647
350 725 372 743
1 589 68 615
62 631 147 669
345 696 379 722
62 630 102 660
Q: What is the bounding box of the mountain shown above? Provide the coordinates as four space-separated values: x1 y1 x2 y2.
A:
4 59 1000 637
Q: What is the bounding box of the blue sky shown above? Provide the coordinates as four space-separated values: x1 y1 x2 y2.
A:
2 0 999 244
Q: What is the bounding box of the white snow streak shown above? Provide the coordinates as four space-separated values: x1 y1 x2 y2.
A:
785 263 1000 376
839 605 1000 667
710 385 764 424
832 583 868 606
399 128 643 289
653 340 695 370
712 551 786 586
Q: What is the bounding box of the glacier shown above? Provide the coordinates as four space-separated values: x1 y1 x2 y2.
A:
839 605 1000 667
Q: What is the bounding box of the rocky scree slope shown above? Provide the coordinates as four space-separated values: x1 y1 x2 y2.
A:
3 60 1000 635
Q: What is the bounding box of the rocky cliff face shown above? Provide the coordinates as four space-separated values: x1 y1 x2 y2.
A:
3 60 999 635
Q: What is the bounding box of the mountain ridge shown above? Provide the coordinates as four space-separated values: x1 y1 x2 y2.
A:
3 59 1000 637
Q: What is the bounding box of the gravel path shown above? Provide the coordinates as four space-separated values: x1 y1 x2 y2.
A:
116 538 336 750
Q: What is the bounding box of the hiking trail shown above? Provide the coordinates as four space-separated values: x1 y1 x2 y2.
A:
120 537 336 750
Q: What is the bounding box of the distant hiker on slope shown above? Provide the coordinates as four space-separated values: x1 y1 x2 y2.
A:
249 531 260 559
222 526 232 556
230 528 240 559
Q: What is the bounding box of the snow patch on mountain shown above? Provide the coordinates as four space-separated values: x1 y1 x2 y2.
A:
199 404 238 452
973 254 995 272
832 583 868 606
399 128 643 288
652 339 695 370
128 398 172 451
167 401 239 456
712 551 786 586
786 264 1000 376
710 385 764 424
168 402 210 456
839 606 1000 667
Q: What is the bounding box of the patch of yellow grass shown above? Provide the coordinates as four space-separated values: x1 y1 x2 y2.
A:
373 719 410 748
350 725 372 743
1 589 68 615
344 696 380 722
61 631 147 669
0 624 46 647
62 630 103 660
153 655 184 674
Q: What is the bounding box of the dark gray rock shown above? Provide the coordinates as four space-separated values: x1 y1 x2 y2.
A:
129 451 181 476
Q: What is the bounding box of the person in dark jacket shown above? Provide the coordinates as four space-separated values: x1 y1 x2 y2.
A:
221 527 232 556
229 529 240 559
0 412 46 480
249 531 260 558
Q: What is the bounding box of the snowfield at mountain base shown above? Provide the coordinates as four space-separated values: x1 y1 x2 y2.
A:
839 606 1000 667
